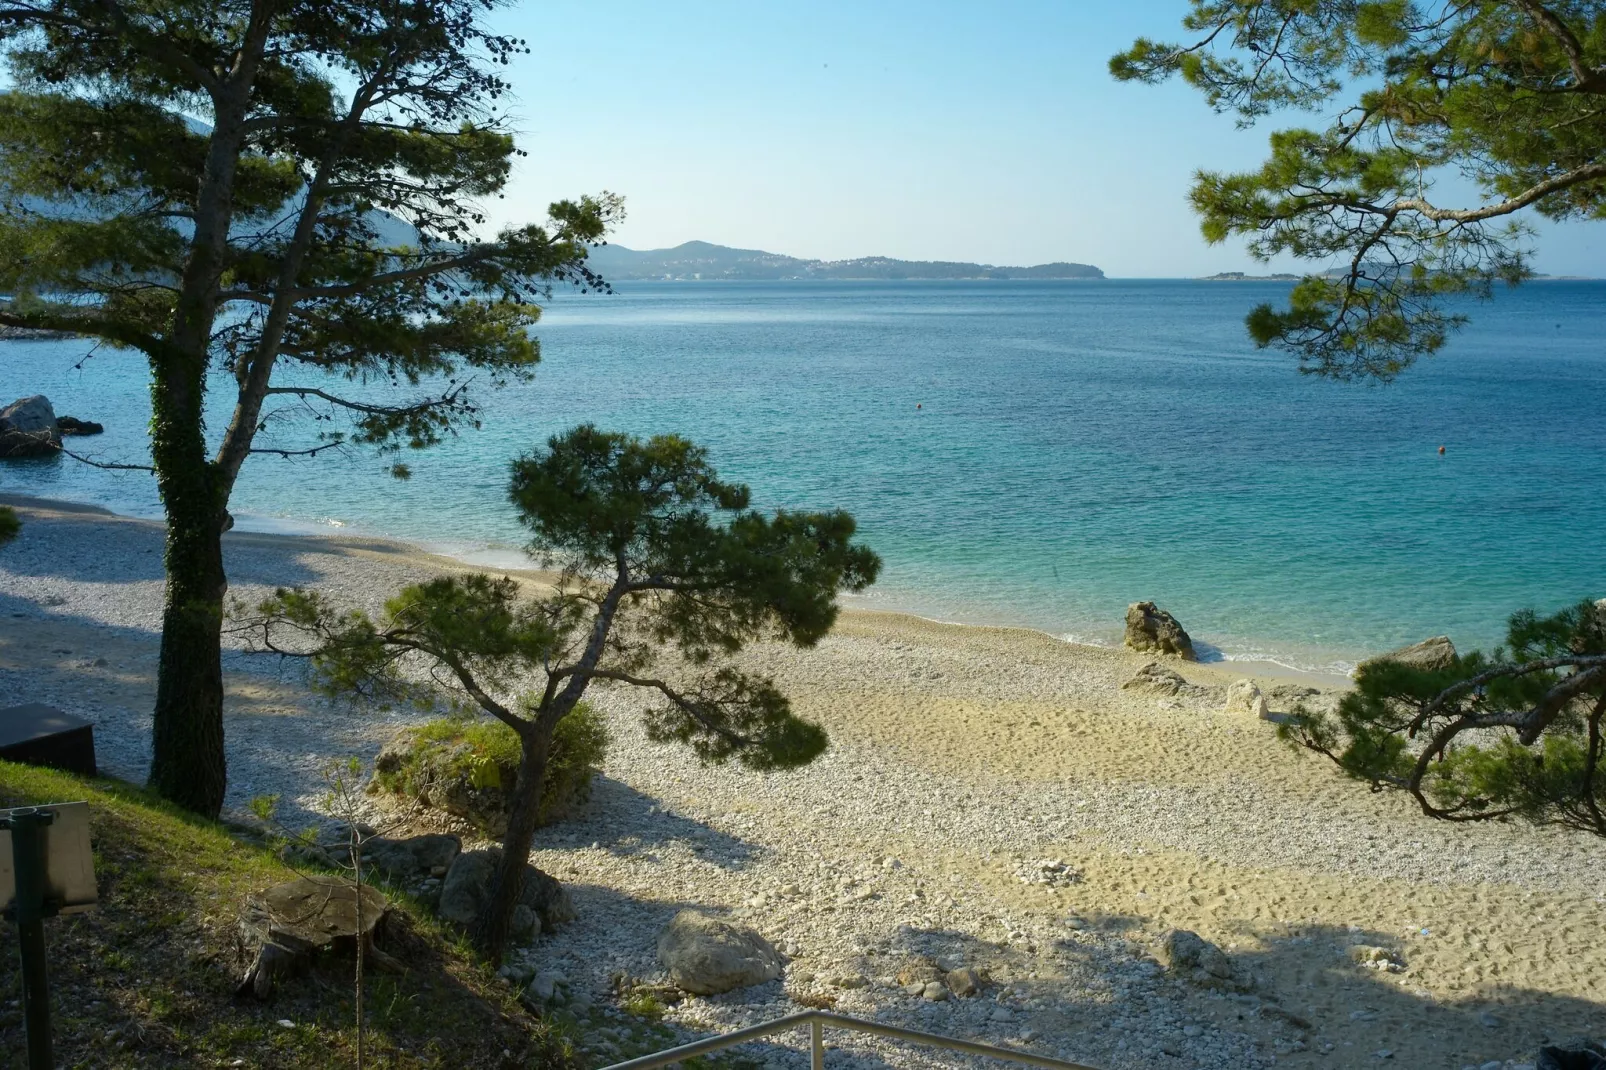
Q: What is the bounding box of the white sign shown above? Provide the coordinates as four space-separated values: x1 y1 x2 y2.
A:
0 802 98 915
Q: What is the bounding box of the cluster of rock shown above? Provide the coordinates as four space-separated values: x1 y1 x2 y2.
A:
291 826 574 947
1156 928 1254 992
0 395 104 458
1013 857 1081 887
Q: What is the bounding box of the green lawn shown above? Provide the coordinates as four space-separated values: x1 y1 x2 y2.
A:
0 760 574 1069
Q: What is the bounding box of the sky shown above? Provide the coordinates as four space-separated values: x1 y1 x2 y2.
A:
488 1 1605 278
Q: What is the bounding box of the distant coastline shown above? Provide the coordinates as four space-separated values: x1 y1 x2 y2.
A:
585 240 1104 282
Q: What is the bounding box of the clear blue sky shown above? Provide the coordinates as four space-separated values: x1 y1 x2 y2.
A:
490 1 1604 278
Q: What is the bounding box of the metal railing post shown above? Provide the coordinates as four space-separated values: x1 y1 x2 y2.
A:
810 1017 824 1070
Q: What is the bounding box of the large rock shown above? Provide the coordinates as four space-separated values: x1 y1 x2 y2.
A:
1122 661 1188 696
1124 601 1197 660
1222 679 1269 718
1358 635 1457 673
438 847 574 935
657 910 784 995
371 724 595 837
0 395 61 458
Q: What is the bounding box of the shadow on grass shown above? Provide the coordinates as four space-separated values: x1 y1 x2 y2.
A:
0 762 570 1069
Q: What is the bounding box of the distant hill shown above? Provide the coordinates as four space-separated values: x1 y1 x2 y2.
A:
584 240 1104 281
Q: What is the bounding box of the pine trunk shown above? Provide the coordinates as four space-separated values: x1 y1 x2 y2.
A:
472 729 551 963
145 350 230 817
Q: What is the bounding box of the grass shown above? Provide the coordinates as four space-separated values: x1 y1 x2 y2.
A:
0 760 575 1069
373 703 608 831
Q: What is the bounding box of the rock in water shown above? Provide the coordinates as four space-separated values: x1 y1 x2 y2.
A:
0 395 61 458
1222 679 1269 718
236 878 398 998
55 415 104 436
1358 635 1457 673
1124 601 1197 660
1122 661 1188 696
657 910 783 995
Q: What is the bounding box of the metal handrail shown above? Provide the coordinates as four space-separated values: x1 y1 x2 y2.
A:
599 1008 1102 1070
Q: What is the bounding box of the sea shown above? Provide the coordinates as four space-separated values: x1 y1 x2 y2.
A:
3 279 1604 675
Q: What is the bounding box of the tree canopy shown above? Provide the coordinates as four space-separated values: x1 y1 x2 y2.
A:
0 0 619 815
237 425 881 957
1113 1 1606 380
1284 600 1606 836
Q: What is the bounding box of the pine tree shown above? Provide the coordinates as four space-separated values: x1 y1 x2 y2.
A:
1114 1 1606 379
0 0 619 815
237 425 881 960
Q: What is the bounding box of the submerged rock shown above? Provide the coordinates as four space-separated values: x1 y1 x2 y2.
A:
1124 601 1197 660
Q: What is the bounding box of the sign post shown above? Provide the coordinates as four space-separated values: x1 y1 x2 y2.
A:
2 802 98 1070
8 808 55 1069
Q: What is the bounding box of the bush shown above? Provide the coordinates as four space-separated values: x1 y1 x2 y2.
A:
0 505 19 545
374 702 609 832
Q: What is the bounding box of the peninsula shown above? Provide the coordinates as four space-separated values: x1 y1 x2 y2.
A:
584 240 1104 281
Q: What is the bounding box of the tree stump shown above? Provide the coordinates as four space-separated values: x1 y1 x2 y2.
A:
236 877 400 999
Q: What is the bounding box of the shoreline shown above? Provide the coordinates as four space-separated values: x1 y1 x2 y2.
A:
0 491 1356 688
3 494 1604 1069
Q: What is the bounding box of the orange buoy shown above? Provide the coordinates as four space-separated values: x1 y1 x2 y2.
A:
1438 445 1446 455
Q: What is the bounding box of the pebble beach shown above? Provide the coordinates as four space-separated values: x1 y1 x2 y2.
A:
2 495 1603 1070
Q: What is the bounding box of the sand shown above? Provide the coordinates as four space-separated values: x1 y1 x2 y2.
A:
1 494 1602 1069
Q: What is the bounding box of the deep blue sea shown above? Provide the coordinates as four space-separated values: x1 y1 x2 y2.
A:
3 279 1603 673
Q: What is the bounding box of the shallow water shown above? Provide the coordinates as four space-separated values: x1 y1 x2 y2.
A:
3 279 1603 672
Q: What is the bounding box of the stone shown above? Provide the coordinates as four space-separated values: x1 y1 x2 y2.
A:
1348 945 1403 971
946 967 985 997
510 904 540 943
0 395 61 458
55 415 103 436
829 973 869 989
1122 661 1188 696
656 910 783 995
1222 679 1269 718
1124 601 1197 660
922 980 949 1001
438 847 573 932
1359 636 1457 674
894 957 947 986
528 969 567 1003
1157 928 1235 981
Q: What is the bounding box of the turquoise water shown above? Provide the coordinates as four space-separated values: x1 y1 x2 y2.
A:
3 279 1604 671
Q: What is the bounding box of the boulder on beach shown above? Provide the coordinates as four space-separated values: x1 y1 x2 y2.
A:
1124 601 1197 660
1157 928 1242 987
0 395 61 458
1358 635 1457 674
657 910 783 995
1122 661 1188 696
1222 678 1269 718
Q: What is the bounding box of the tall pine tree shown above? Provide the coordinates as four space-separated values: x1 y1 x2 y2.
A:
0 0 619 815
